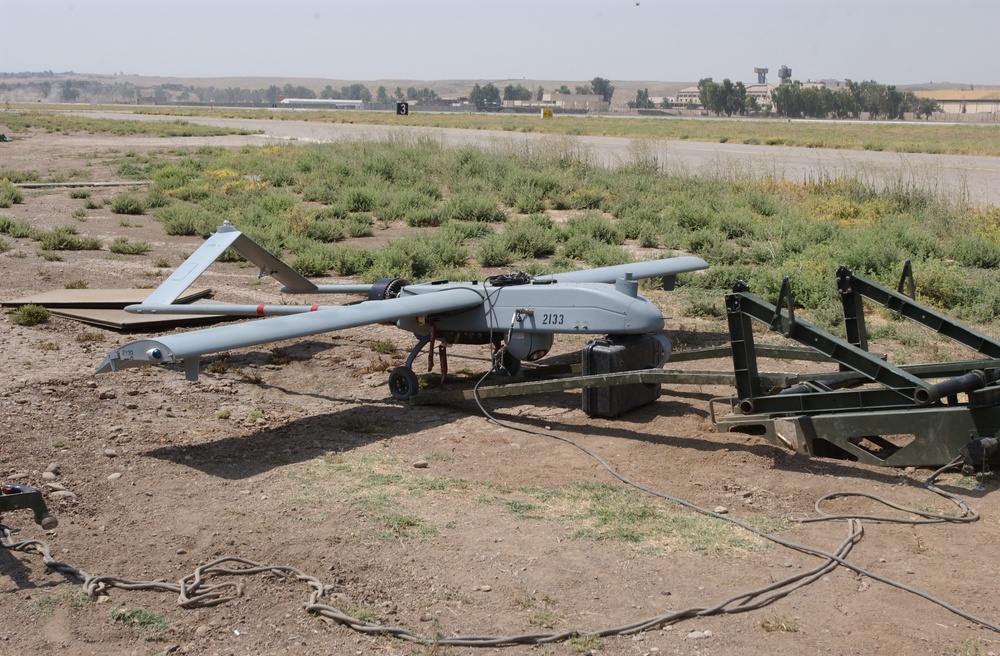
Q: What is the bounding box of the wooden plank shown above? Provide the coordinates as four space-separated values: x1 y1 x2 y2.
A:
49 306 235 330
2 288 212 309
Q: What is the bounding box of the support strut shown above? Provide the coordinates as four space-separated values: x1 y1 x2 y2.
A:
717 263 1000 468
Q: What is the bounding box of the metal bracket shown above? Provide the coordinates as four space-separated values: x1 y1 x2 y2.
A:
0 484 57 529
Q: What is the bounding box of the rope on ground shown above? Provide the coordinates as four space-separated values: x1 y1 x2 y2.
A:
3 403 998 645
471 368 1000 636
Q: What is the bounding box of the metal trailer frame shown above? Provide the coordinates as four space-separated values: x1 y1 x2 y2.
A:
715 263 1000 468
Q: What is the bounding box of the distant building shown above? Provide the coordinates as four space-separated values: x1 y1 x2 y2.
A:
745 83 776 107
279 98 364 109
548 93 608 112
914 90 1000 115
665 84 776 110
666 86 701 108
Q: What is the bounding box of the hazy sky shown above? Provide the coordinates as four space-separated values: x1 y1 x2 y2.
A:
3 0 997 85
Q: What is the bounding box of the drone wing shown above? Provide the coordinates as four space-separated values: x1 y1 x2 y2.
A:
96 288 485 379
535 255 708 286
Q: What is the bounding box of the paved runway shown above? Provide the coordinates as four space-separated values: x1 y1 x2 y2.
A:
82 110 1000 207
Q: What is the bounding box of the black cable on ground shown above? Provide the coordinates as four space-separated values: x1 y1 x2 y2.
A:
4 372 998 647
471 366 1000 636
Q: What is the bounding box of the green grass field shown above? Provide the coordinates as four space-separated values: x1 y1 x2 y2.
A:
4 108 1000 335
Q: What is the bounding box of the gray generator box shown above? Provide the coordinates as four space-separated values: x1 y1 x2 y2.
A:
581 334 666 418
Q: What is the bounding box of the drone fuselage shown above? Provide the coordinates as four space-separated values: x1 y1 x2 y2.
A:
392 279 665 362
397 279 662 336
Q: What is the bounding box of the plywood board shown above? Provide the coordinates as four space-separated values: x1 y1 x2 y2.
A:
49 306 236 330
2 288 212 309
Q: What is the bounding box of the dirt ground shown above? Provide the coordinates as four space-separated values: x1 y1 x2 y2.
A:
2 127 1000 656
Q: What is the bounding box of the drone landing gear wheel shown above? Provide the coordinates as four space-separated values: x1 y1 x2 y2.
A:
492 348 521 377
388 366 420 401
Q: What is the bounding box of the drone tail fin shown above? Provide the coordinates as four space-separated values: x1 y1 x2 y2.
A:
139 223 318 308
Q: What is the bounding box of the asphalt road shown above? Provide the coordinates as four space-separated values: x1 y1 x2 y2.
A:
82 110 1000 207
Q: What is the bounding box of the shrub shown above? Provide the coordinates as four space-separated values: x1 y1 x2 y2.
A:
637 225 660 248
328 246 374 276
304 218 344 243
441 194 506 223
10 304 50 326
564 212 623 245
569 187 605 210
109 193 145 215
80 236 104 250
289 245 336 277
0 169 39 184
0 180 24 208
404 207 444 227
0 216 37 239
501 215 558 258
35 226 104 251
377 189 437 222
433 236 469 269
581 242 631 267
916 259 973 310
477 234 514 268
38 226 85 251
950 235 1000 269
369 236 439 280
683 297 726 319
316 205 348 222
108 237 151 255
300 181 341 204
345 215 375 238
342 187 377 213
144 187 171 209
446 221 493 240
616 207 663 240
156 204 214 237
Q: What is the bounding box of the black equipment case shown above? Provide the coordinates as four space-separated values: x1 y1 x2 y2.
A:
581 334 666 418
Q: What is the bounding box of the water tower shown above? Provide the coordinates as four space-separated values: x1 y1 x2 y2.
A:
778 65 792 82
754 67 768 84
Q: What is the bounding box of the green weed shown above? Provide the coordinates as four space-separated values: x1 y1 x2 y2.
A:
109 192 145 215
110 607 171 642
9 304 50 326
108 237 151 255
761 615 800 632
27 586 91 615
0 180 24 207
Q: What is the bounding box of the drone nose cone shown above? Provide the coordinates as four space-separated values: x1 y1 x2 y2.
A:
624 298 665 332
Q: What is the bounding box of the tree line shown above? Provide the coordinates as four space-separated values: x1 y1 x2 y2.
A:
2 74 944 120
470 77 615 110
695 77 941 119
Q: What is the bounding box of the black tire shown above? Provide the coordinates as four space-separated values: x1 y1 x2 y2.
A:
388 366 420 400
493 349 521 377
